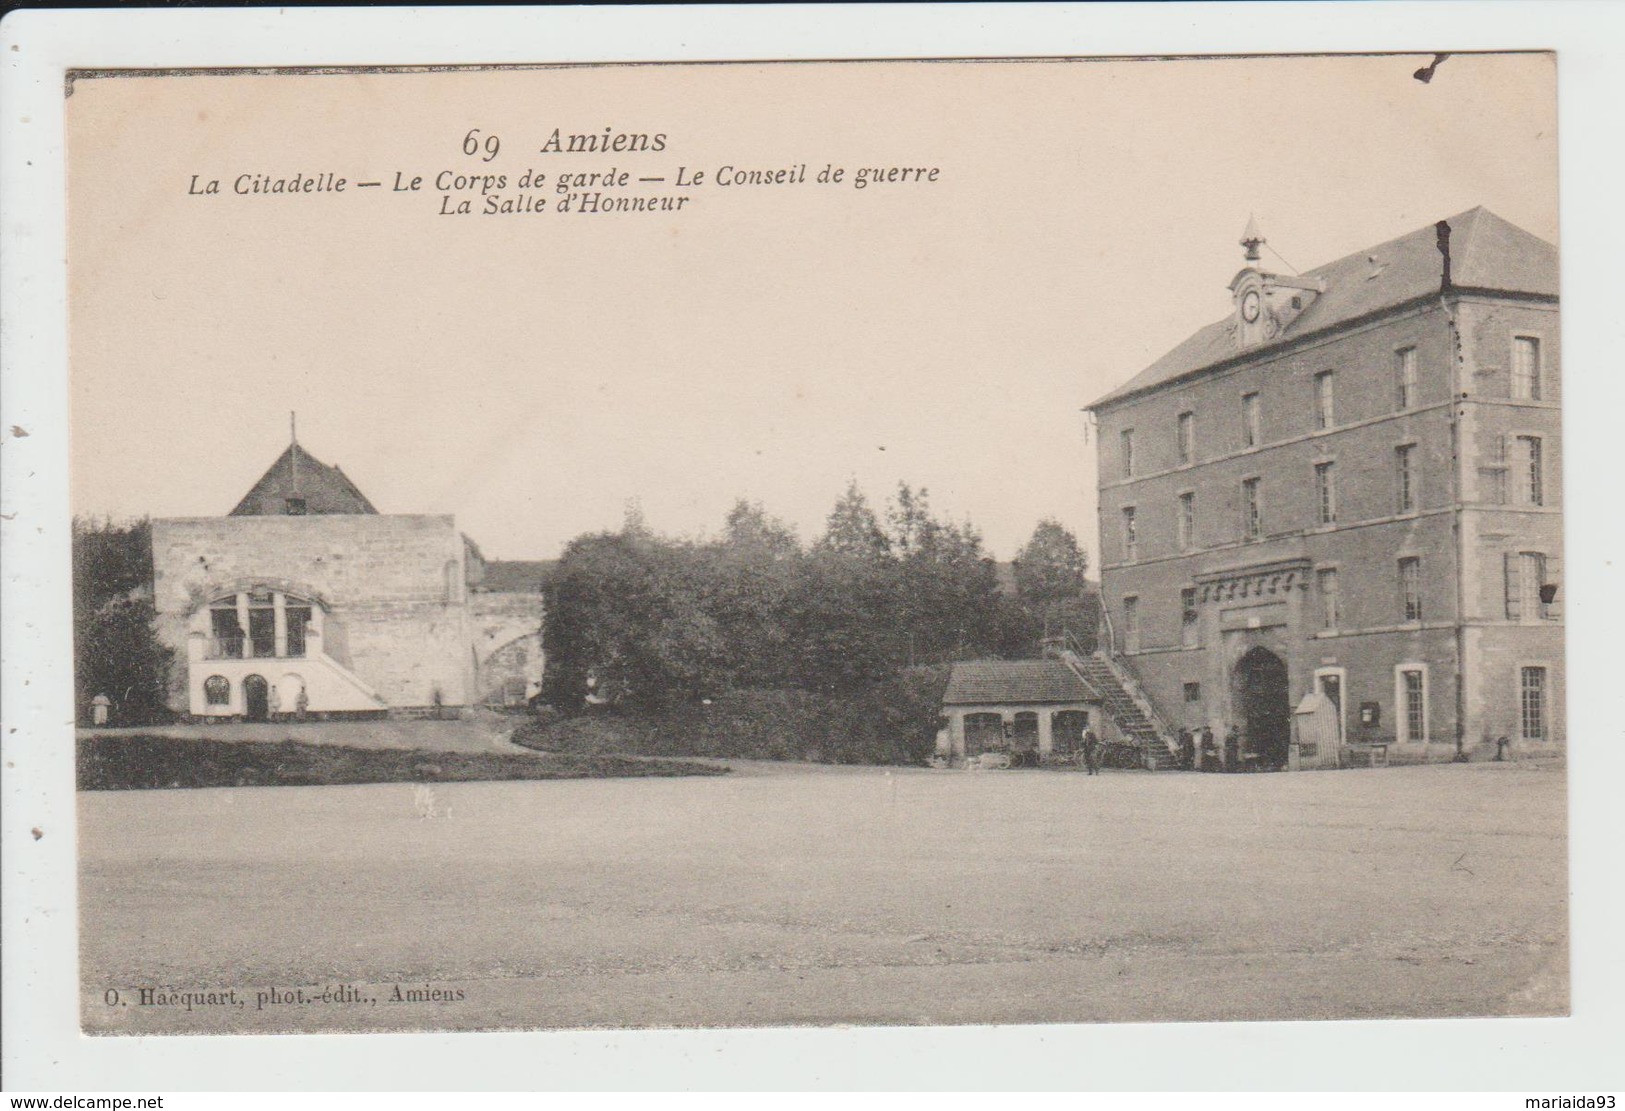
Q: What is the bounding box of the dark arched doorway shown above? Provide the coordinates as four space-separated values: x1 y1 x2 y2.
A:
1011 711 1040 767
1051 710 1089 758
963 713 1003 759
243 674 270 722
1234 647 1290 770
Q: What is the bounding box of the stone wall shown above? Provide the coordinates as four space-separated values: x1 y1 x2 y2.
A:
151 514 473 713
469 592 546 705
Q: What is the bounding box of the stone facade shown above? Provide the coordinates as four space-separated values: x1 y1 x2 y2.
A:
1087 210 1562 766
469 592 545 706
151 445 548 720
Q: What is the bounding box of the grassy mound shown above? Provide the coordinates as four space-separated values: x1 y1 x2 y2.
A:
77 734 728 791
515 668 951 765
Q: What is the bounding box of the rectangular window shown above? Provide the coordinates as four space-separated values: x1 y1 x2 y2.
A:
285 606 311 658
1181 587 1200 648
1177 411 1195 466
1242 477 1262 541
1480 435 1508 504
1515 435 1544 505
1519 552 1545 624
1395 347 1418 410
1314 371 1335 430
1122 596 1140 654
1121 506 1138 561
1242 392 1261 447
1399 557 1422 622
1395 444 1417 513
1520 666 1547 741
1506 551 1561 623
248 606 276 659
1183 681 1202 703
1314 462 1337 525
1401 668 1427 743
210 606 244 659
1512 336 1542 400
1120 428 1135 478
1177 492 1196 552
1317 568 1340 631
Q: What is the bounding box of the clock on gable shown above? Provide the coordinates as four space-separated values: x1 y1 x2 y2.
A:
1227 217 1326 351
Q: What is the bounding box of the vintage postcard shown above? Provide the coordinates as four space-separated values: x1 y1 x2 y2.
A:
56 48 1566 1043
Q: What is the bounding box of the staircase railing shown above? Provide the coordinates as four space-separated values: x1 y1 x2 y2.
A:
1094 652 1175 749
1058 644 1179 761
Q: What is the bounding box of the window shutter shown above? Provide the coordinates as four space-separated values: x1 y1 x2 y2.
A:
1504 551 1521 622
1543 552 1562 620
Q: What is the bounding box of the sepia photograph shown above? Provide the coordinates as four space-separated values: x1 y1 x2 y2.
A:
51 46 1570 1043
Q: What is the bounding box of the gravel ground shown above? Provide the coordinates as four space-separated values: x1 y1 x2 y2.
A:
78 760 1567 1034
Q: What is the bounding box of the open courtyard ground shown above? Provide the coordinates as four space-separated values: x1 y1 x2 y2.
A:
78 759 1567 1034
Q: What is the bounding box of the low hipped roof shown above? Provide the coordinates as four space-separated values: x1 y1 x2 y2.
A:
943 659 1099 706
1089 208 1557 411
477 560 557 594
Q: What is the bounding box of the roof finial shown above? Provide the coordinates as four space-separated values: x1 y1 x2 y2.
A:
1241 214 1265 264
289 411 299 492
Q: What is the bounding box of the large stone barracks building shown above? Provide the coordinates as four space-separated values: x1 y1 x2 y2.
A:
151 440 549 720
1085 208 1562 767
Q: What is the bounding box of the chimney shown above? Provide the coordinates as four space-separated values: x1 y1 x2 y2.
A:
1434 219 1453 292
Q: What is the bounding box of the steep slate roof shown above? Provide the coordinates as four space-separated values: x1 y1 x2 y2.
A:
229 443 380 516
477 560 557 594
943 659 1099 706
1089 208 1558 410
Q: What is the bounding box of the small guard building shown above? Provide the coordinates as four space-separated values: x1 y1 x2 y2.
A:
939 659 1103 763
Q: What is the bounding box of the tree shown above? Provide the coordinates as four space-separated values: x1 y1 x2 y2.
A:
541 531 728 712
706 500 803 688
816 480 890 558
72 517 174 724
1012 518 1097 650
885 481 933 556
1013 518 1089 605
722 498 800 561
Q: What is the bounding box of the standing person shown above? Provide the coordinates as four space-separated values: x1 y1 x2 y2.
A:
1082 726 1102 776
267 685 282 723
295 686 309 721
1224 724 1242 772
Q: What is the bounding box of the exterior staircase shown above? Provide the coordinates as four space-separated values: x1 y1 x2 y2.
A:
1059 646 1181 770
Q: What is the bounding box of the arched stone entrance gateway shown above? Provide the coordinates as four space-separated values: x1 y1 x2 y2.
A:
1233 647 1290 770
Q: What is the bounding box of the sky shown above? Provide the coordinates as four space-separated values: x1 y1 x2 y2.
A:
67 53 1557 562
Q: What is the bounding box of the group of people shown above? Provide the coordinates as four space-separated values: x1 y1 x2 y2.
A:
265 684 311 722
1178 724 1246 771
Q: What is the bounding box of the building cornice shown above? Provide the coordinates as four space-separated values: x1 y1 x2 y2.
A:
1085 288 1558 415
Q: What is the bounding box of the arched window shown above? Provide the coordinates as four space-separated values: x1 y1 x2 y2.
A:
203 675 231 706
204 591 317 659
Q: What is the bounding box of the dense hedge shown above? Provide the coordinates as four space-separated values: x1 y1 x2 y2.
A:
515 666 951 766
77 735 728 791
